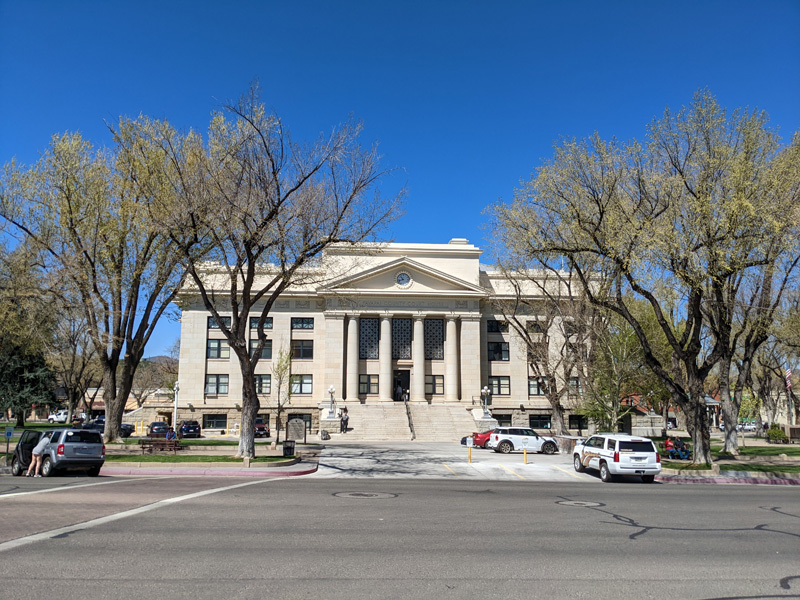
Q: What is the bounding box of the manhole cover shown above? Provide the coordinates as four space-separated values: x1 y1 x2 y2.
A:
556 500 604 508
334 492 397 499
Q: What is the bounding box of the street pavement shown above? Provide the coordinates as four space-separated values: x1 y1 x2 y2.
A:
1 475 799 599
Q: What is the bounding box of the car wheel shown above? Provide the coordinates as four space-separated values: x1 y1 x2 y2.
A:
641 475 655 484
48 418 54 424
498 441 513 454
599 462 613 483
11 457 23 476
542 442 557 455
573 455 585 473
41 456 55 477
87 466 101 477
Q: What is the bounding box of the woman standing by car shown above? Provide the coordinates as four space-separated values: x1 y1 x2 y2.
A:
26 432 51 477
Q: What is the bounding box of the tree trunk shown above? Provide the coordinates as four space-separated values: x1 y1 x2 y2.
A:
684 380 712 464
236 358 260 459
718 357 740 455
546 393 568 435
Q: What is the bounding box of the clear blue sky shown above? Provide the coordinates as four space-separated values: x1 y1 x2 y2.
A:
2 1 798 356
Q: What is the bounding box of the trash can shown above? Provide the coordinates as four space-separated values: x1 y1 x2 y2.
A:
283 440 296 457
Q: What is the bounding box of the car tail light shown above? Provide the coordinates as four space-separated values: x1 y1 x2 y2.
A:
57 444 65 456
613 452 619 462
102 445 106 457
656 454 661 463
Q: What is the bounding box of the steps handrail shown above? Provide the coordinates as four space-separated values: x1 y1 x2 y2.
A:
405 398 415 440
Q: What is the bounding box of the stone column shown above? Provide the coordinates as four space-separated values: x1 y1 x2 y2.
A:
345 314 359 401
445 316 459 402
379 315 392 402
460 316 482 403
411 316 426 401
323 314 346 401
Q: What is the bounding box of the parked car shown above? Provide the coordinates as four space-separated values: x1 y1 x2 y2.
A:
254 417 271 438
471 429 498 448
81 419 134 438
487 427 559 454
48 409 69 423
738 422 757 432
11 428 104 477
573 433 661 483
179 420 202 438
148 422 170 438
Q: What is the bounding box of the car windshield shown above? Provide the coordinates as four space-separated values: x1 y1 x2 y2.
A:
618 441 655 453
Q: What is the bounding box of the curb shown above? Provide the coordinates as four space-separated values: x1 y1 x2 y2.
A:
99 464 318 477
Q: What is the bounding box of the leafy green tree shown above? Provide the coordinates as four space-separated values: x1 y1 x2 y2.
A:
489 90 798 463
0 120 186 441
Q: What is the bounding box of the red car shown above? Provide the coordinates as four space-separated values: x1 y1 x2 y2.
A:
472 429 497 448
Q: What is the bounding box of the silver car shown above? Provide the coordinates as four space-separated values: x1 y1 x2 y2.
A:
12 428 105 477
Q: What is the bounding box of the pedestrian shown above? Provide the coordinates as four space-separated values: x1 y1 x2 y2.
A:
341 411 349 433
394 382 403 402
26 432 50 477
166 427 177 441
675 438 690 460
664 437 677 459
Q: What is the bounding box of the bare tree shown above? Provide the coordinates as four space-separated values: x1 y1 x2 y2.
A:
148 83 404 458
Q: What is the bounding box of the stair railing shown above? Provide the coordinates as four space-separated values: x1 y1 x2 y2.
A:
405 398 415 440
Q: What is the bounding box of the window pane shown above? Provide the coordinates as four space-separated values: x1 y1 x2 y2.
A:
218 375 228 394
292 340 313 359
487 320 508 333
424 319 444 360
392 318 412 359
250 316 273 329
208 316 231 329
250 339 272 359
291 317 314 329
488 342 509 361
254 374 271 394
359 318 380 360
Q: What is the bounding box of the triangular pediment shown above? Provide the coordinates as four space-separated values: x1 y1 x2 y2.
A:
319 257 486 297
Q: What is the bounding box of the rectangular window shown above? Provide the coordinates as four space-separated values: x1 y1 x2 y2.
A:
424 319 444 360
487 319 509 333
290 374 313 394
528 377 548 395
291 317 314 330
495 413 512 426
249 316 273 330
205 374 229 395
569 415 588 430
569 376 581 395
359 318 380 360
488 376 510 395
359 374 379 395
425 375 444 395
529 414 552 429
207 316 232 329
203 413 227 429
291 339 314 360
392 318 412 359
254 374 271 394
249 339 273 359
206 339 230 359
488 342 509 361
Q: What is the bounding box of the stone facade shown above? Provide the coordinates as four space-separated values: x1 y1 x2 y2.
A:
174 239 589 436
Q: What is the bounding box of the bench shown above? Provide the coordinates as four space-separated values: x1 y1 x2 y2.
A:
139 438 183 454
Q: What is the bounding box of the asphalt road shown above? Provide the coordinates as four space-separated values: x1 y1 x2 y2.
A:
2 467 799 600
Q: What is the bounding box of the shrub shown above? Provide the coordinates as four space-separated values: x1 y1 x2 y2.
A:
767 424 788 444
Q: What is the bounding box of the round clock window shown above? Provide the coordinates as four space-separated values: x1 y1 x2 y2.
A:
396 272 411 287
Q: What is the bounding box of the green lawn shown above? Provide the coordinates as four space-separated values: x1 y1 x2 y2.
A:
711 445 800 457
104 454 293 463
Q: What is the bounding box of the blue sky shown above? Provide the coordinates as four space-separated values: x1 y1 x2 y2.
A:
2 1 799 357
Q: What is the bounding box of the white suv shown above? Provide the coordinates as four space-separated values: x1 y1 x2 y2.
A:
573 433 661 483
487 427 559 454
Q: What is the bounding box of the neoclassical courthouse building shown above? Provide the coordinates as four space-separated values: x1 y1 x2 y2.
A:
174 239 589 439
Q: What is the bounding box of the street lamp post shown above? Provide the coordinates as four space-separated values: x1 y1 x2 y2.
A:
173 382 179 428
328 385 336 418
481 386 491 418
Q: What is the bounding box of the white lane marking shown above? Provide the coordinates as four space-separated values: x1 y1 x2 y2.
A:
0 477 278 552
0 477 161 499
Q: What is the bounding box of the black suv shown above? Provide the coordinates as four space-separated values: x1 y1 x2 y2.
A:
179 420 201 438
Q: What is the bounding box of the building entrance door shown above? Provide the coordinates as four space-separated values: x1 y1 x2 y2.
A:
393 370 410 401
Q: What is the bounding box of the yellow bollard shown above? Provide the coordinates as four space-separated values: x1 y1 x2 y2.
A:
524 447 527 464
468 446 472 463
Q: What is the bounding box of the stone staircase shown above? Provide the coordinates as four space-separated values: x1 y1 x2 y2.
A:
408 404 478 442
332 403 412 441
326 403 480 442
